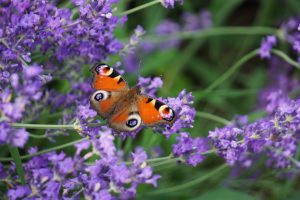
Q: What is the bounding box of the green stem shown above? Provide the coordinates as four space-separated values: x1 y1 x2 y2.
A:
200 49 258 98
126 155 172 165
11 122 105 130
7 146 26 185
151 157 180 167
152 149 217 167
196 112 231 125
11 123 75 130
29 133 47 139
0 138 86 162
117 0 161 16
150 164 228 195
271 49 300 69
146 27 281 42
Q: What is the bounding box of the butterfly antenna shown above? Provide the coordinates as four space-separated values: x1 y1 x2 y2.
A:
135 56 142 86
137 57 142 78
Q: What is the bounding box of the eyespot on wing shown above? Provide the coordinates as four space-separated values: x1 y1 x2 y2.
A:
91 63 128 91
138 96 176 126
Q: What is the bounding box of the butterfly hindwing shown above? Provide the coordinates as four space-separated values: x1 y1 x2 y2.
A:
91 63 128 91
108 107 142 132
106 87 142 132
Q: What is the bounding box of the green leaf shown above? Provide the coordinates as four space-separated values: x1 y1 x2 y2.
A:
8 146 26 185
191 187 257 200
284 191 300 200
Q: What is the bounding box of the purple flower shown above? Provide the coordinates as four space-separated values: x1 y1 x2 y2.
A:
259 35 277 59
138 76 163 97
74 140 91 155
123 25 146 54
0 0 126 147
12 128 29 147
0 122 29 147
258 57 299 109
122 26 146 72
7 185 31 200
6 130 161 199
209 126 246 165
20 13 40 28
130 148 161 187
111 163 131 184
160 90 196 137
123 53 140 73
77 104 97 120
93 127 117 162
280 17 300 57
182 10 212 31
161 0 184 8
155 20 181 50
23 65 43 78
210 93 300 169
131 147 147 165
173 132 210 166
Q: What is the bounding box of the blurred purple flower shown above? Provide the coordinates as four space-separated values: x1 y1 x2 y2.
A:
7 185 31 200
161 0 184 8
138 76 163 97
123 53 140 73
259 35 277 58
281 17 300 55
0 122 29 148
77 104 97 121
182 10 212 31
12 128 29 147
123 26 145 72
155 19 181 50
258 57 299 109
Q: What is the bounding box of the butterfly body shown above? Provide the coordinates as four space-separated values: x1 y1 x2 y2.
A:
90 64 176 132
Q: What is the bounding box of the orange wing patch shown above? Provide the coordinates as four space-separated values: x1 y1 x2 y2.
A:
90 90 123 118
91 64 128 91
99 99 114 115
138 96 176 126
138 97 164 125
110 110 129 124
93 74 127 91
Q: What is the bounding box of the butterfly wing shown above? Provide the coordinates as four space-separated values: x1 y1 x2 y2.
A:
90 90 124 118
90 64 128 118
106 87 142 132
104 88 176 132
137 95 176 126
91 63 128 91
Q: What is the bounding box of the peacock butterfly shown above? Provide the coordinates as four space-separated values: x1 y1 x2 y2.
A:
90 63 176 132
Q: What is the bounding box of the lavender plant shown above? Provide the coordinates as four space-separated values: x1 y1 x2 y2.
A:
1 1 300 200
